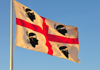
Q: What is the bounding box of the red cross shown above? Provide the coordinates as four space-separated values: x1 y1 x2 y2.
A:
16 17 79 55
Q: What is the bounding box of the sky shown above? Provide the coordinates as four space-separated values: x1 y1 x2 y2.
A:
0 0 100 70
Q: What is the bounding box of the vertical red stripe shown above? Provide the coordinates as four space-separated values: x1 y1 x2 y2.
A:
16 18 53 55
41 16 53 55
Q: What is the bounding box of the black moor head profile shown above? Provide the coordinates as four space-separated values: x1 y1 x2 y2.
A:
23 7 36 22
55 25 67 35
26 32 38 48
59 46 69 58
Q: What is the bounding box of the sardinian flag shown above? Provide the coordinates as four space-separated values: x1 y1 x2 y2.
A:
14 1 80 63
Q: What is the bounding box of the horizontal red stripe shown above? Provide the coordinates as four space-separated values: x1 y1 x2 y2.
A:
47 34 79 44
16 18 79 44
16 18 43 34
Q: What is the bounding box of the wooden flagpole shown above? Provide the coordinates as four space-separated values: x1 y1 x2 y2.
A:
10 0 13 70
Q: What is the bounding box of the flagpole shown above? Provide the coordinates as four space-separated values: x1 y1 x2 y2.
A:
10 0 13 70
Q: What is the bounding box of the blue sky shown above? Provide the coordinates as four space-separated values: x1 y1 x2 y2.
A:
0 0 100 70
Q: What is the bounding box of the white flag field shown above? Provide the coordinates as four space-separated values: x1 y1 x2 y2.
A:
14 1 80 63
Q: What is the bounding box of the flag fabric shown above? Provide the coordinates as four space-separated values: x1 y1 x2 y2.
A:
14 1 80 63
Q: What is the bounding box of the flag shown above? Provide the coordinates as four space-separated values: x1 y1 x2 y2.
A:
14 1 80 63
